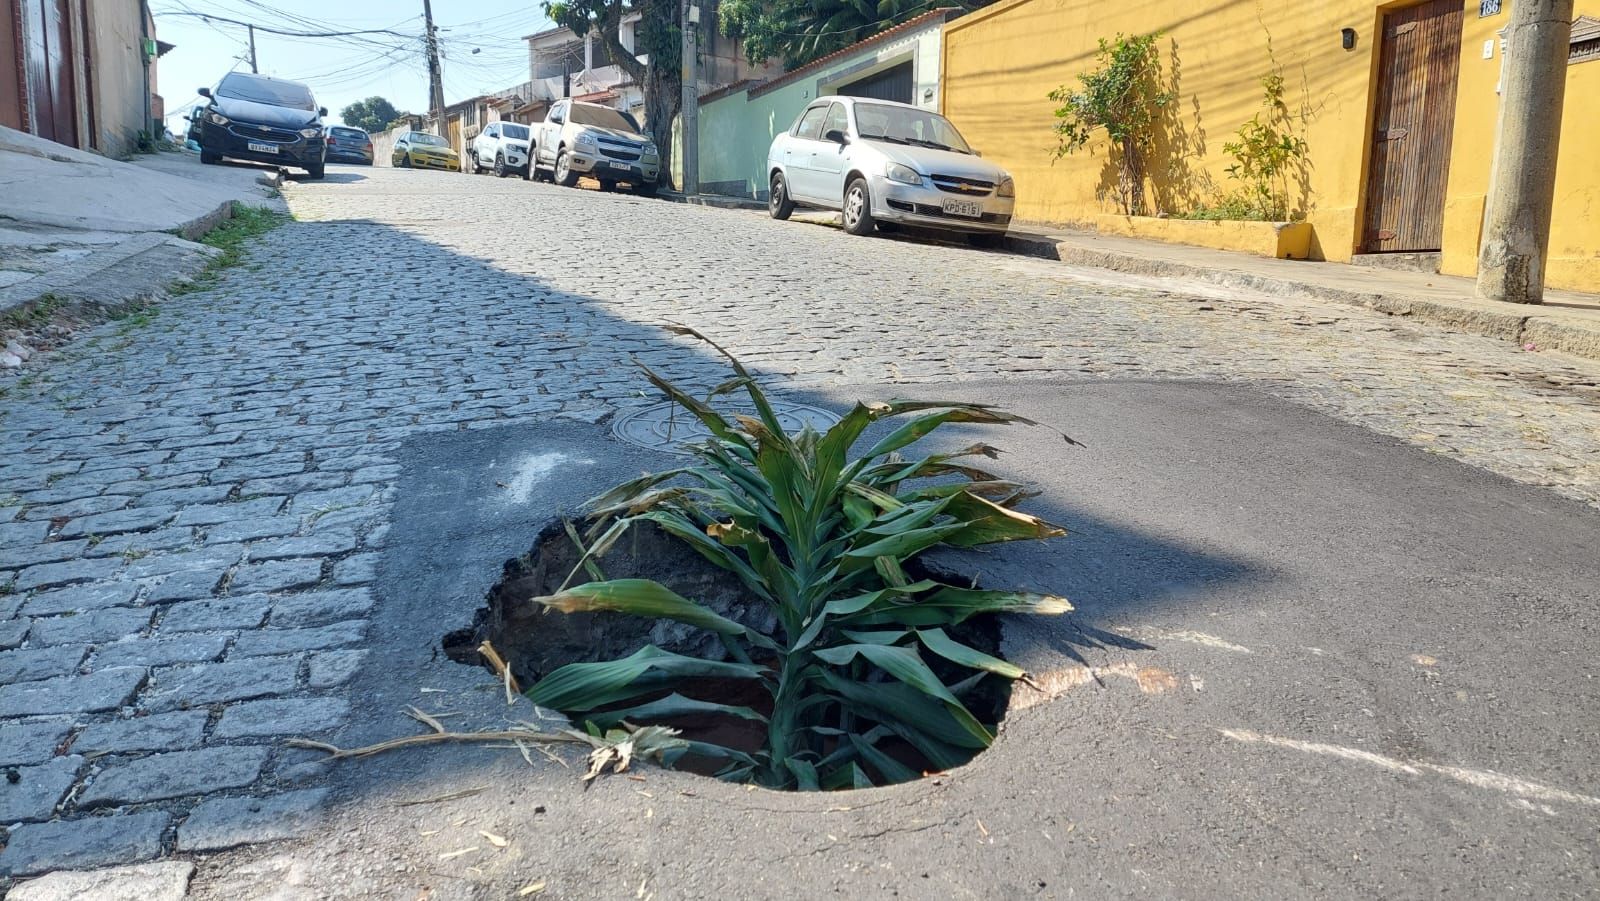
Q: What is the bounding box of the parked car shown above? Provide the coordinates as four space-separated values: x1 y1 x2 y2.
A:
468 121 534 178
391 131 460 171
195 72 328 179
325 125 374 165
765 96 1014 245
531 100 659 195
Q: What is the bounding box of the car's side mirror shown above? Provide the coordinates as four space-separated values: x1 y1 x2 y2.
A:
197 87 212 98
824 129 849 145
318 107 328 117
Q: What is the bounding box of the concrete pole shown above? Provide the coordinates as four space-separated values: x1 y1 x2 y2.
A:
680 0 699 195
1476 0 1574 305
248 25 258 73
422 0 447 136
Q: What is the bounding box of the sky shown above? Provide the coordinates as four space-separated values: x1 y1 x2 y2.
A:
151 0 554 135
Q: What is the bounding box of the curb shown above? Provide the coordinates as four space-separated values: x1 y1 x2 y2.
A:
1002 232 1600 363
0 233 221 320
172 200 236 242
659 191 766 212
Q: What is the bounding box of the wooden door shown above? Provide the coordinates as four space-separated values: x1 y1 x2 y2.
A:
1361 0 1463 253
23 0 78 146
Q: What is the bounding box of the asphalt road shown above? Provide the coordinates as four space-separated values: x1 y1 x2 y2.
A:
192 378 1600 900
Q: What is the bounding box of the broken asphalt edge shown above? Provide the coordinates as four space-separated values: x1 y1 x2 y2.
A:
1001 232 1600 363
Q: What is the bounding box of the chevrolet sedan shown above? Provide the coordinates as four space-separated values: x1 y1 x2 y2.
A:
766 96 1014 245
392 132 461 171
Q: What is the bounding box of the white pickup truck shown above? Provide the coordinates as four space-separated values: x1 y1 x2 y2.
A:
531 99 660 195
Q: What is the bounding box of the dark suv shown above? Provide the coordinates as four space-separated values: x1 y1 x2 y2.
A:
196 73 328 179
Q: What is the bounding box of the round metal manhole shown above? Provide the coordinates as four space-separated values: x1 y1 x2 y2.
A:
612 401 841 454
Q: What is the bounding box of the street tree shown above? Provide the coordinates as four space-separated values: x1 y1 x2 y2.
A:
721 0 976 68
545 0 680 184
340 96 407 133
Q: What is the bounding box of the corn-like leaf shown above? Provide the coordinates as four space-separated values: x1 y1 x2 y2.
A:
917 627 1026 680
533 579 767 645
842 523 966 565
785 757 820 791
849 733 920 784
810 643 993 746
585 692 769 729
584 469 691 513
527 645 767 712
820 761 874 790
818 670 990 753
942 491 1067 547
830 584 1072 627
635 360 748 449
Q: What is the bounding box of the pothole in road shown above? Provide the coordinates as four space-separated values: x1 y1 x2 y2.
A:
443 521 1014 790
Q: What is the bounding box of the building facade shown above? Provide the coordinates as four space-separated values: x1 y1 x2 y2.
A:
2 0 170 157
941 0 1600 292
692 8 957 199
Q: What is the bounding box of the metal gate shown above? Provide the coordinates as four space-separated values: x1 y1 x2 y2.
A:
1361 0 1463 253
23 0 78 145
836 61 914 105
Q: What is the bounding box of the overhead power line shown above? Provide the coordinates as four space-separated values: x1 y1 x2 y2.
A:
158 9 415 38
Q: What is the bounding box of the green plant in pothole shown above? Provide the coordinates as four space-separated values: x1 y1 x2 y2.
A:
523 327 1075 790
170 204 286 295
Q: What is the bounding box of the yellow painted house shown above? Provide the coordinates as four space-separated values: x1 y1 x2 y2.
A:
942 0 1600 292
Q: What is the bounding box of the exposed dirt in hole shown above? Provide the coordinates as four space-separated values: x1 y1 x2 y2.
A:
444 520 1013 785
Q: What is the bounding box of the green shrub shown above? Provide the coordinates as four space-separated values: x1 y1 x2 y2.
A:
524 327 1076 790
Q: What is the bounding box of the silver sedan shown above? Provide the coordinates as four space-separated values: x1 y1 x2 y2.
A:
765 96 1015 245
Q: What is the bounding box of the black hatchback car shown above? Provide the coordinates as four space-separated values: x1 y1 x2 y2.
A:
196 73 327 179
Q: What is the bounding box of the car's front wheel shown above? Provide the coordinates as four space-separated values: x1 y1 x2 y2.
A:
494 153 508 178
842 177 875 236
306 164 325 180
633 182 657 198
200 149 220 165
553 149 579 187
397 154 411 168
769 172 795 220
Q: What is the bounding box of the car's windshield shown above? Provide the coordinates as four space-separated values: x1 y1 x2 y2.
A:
500 123 530 140
851 103 972 154
410 133 449 147
216 74 316 112
569 104 641 134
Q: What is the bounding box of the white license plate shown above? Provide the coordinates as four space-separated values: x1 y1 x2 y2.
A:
941 198 982 218
247 141 279 154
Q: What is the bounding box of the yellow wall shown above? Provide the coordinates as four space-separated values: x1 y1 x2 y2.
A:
942 0 1600 291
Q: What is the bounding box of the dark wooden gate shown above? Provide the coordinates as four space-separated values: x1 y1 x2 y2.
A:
837 62 915 105
23 0 78 146
1361 0 1463 253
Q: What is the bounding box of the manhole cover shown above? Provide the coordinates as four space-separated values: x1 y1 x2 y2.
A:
612 400 841 453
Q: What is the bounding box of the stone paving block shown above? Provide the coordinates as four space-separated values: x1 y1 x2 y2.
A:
0 645 86 684
204 516 299 544
0 755 82 822
159 595 270 632
7 861 194 901
240 473 347 496
27 606 151 647
229 558 322 594
131 485 233 508
307 649 366 689
145 568 222 604
0 667 146 717
0 618 29 650
230 620 366 657
269 587 374 627
290 485 375 514
83 527 196 559
92 631 231 668
23 496 132 521
73 710 209 754
0 539 91 570
0 718 73 766
122 545 243 578
171 496 286 527
79 745 270 806
22 582 140 616
57 507 178 539
142 656 299 711
246 532 358 562
15 557 123 592
0 811 170 877
0 520 50 547
213 697 350 739
176 788 330 851
330 552 378 586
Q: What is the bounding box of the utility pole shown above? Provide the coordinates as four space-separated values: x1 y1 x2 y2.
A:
421 0 447 136
679 0 698 195
1476 0 1574 305
247 24 258 73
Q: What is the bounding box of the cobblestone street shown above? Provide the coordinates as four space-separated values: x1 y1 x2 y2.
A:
2 166 1599 878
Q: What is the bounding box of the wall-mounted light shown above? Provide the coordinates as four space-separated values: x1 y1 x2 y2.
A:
1342 27 1357 50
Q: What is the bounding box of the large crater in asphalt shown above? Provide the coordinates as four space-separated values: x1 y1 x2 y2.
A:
443 520 1015 789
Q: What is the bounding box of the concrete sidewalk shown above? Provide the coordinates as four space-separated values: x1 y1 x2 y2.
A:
1004 224 1600 362
0 128 286 331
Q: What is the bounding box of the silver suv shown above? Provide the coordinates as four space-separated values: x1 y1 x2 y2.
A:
532 100 660 195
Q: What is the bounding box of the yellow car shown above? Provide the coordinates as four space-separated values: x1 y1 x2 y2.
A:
391 131 461 171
